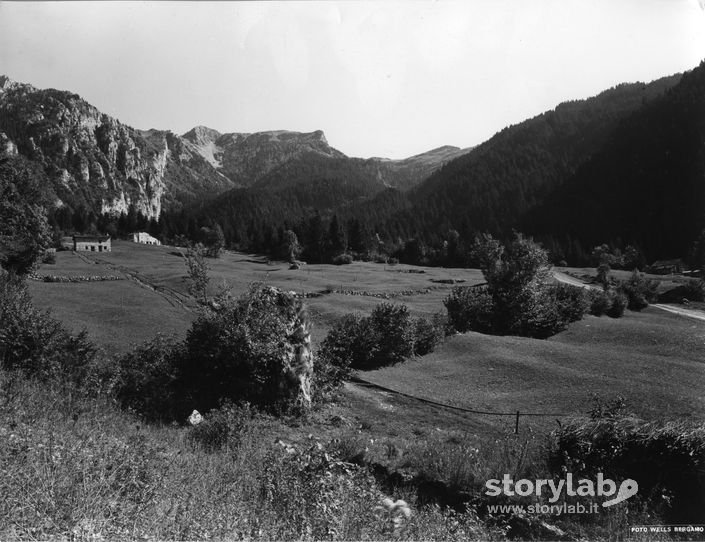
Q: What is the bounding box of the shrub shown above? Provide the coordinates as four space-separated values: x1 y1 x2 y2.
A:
455 233 587 338
0 272 97 384
113 334 183 422
319 302 444 371
606 290 628 318
367 303 415 366
596 262 612 288
114 284 341 422
444 286 494 334
445 279 587 338
180 285 314 415
588 288 627 318
549 416 705 523
413 314 446 356
317 313 372 370
552 283 589 323
332 253 353 265
588 289 612 316
619 270 658 311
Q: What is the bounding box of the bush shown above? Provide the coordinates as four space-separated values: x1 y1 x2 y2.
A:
454 233 587 339
413 314 446 356
549 416 705 523
0 272 97 384
552 283 590 323
367 303 415 366
318 313 371 370
588 288 627 318
606 290 628 318
513 284 569 339
619 270 658 311
444 286 494 334
445 282 587 339
319 303 444 371
113 284 342 422
113 334 183 422
180 285 315 415
332 253 353 265
588 289 612 316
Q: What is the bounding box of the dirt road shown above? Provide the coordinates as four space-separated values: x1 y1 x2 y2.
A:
552 270 705 323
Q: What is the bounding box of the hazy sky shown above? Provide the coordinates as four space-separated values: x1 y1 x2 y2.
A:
1 1 704 159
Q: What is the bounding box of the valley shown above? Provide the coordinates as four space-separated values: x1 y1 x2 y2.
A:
29 242 705 435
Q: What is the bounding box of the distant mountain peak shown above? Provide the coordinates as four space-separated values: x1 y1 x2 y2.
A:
182 125 222 144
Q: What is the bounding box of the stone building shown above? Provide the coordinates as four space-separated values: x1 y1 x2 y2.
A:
73 235 111 252
649 259 684 275
132 232 161 246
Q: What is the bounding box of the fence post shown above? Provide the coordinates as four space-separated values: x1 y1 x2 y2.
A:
515 410 520 434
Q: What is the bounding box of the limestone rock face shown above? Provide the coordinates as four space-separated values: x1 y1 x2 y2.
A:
282 302 314 410
255 286 314 411
0 77 234 219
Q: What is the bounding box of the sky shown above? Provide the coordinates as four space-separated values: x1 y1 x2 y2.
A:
0 1 704 159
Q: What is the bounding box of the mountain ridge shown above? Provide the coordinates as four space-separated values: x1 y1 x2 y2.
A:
0 75 468 221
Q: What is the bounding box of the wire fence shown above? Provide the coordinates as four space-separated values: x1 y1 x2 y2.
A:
348 375 580 433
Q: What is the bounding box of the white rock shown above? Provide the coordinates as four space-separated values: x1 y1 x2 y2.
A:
187 409 203 425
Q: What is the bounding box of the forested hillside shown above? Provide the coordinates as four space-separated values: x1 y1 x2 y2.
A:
523 60 705 262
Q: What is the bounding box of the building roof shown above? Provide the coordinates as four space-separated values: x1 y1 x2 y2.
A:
73 235 111 242
651 258 683 267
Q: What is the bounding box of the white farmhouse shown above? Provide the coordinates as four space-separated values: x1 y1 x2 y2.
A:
132 232 161 246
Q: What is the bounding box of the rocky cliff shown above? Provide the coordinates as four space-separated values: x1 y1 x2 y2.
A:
0 77 234 219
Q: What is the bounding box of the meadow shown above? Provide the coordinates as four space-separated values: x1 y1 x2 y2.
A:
28 241 705 432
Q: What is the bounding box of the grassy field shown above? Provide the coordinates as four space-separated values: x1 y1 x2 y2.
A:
28 250 195 356
32 241 484 346
363 309 705 429
28 241 705 432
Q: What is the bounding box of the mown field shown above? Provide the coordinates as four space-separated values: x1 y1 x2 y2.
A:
28 241 705 436
30 241 484 347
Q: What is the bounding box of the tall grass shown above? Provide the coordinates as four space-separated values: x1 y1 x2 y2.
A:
0 370 495 541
